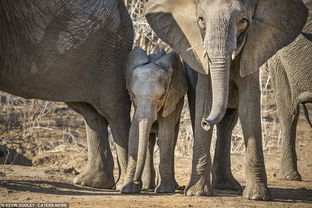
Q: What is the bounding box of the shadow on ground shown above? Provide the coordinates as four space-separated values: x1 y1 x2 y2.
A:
0 145 32 166
0 179 183 197
270 187 312 203
1 179 311 203
0 180 115 196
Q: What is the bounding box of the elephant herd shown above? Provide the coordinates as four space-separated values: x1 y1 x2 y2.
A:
0 0 311 201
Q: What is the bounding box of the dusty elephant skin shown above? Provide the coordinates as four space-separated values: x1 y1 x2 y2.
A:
145 0 308 200
263 4 312 181
211 0 312 196
121 48 188 194
0 0 133 189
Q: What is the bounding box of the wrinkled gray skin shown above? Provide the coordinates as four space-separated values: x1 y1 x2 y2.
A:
211 0 312 194
121 48 187 194
265 8 312 180
145 0 308 200
0 0 133 189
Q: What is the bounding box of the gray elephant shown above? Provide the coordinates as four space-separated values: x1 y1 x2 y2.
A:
0 0 133 189
263 5 312 181
211 0 312 192
145 0 308 200
121 48 187 194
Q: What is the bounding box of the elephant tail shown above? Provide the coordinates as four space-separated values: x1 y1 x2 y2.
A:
302 103 312 128
113 152 122 190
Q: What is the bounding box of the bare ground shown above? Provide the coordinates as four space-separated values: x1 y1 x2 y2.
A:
0 138 311 208
0 80 311 207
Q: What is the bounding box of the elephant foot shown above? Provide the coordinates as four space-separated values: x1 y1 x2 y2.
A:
212 174 242 191
73 168 114 189
184 178 213 196
155 179 179 193
142 178 156 191
274 168 302 181
115 176 126 191
120 179 141 194
243 183 271 201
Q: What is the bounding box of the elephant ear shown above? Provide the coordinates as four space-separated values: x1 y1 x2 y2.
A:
240 0 308 77
155 52 188 117
125 47 149 90
149 48 166 63
145 0 209 75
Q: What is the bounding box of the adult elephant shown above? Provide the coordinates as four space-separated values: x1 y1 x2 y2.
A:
0 0 133 189
265 1 312 181
145 0 308 200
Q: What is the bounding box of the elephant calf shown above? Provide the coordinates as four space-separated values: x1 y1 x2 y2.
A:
263 9 312 180
121 48 188 194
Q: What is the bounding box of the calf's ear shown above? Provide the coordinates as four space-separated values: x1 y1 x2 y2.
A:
155 52 187 117
125 47 149 90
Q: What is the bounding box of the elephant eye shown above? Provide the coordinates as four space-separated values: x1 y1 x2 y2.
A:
159 92 166 100
130 92 136 100
240 17 249 26
197 16 206 30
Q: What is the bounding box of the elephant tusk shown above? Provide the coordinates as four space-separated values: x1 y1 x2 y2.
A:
203 51 211 63
231 50 236 61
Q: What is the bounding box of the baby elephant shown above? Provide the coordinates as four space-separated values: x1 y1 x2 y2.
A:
121 47 187 194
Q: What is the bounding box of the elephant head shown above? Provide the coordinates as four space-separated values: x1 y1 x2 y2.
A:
145 0 308 130
125 47 187 183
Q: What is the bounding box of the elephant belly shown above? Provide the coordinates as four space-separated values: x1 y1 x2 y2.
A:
0 0 132 102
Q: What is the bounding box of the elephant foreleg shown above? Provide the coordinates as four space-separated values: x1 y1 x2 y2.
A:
155 98 184 193
67 102 115 189
237 74 271 200
142 133 156 190
121 118 141 194
212 108 241 191
185 73 213 196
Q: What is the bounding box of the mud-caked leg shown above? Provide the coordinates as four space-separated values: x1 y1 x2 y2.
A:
185 74 213 196
142 134 156 190
155 99 184 193
237 73 271 200
212 108 241 191
67 102 115 189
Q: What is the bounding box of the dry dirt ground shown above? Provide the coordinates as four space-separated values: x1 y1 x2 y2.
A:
0 127 311 207
0 150 311 208
0 91 311 207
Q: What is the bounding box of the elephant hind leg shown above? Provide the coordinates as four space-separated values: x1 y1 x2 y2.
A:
108 115 130 190
270 64 301 181
212 108 241 191
67 102 115 189
275 105 301 181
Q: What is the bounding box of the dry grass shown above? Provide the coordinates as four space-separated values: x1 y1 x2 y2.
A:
0 1 282 165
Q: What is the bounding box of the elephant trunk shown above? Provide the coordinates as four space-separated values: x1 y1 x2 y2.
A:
201 17 235 131
201 58 230 131
133 105 155 184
